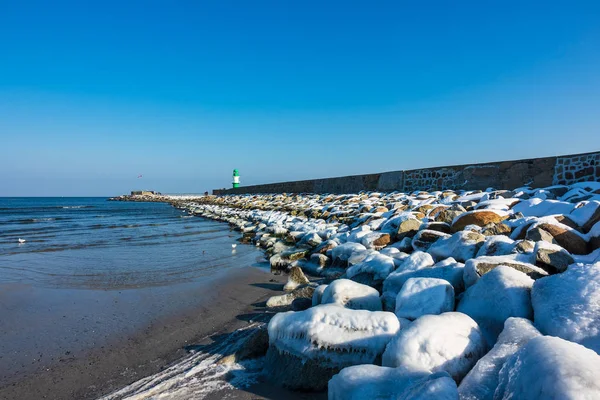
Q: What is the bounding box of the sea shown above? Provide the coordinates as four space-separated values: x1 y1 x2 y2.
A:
0 197 266 390
0 197 260 289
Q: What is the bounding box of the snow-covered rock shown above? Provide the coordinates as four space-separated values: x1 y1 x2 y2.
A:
328 365 458 400
283 266 310 291
382 312 487 383
534 240 574 273
532 263 600 353
475 235 516 257
458 318 541 400
312 284 327 306
458 265 534 345
383 251 435 295
494 336 600 399
321 279 382 311
412 229 451 252
345 252 396 283
331 242 367 265
265 304 400 390
463 255 546 289
395 277 455 320
427 230 485 262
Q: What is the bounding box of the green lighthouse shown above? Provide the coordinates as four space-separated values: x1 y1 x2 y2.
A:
232 169 240 188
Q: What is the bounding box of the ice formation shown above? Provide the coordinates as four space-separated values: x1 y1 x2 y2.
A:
321 279 382 311
395 277 454 320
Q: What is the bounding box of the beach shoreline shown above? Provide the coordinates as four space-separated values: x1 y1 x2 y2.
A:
0 265 296 400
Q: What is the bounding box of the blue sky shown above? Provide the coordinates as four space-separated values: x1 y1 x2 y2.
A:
1 1 599 196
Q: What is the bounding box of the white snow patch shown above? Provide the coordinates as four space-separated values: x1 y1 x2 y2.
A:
395 278 455 320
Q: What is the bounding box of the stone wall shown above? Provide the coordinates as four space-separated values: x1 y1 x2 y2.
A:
213 151 600 195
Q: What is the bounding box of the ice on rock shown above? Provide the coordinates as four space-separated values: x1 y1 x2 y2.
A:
511 198 576 217
476 235 516 257
458 318 541 400
312 284 328 306
265 304 400 390
331 242 367 265
382 251 436 295
382 312 487 383
457 265 534 345
346 252 396 283
346 225 372 243
328 365 458 400
395 277 455 320
427 230 485 262
321 279 382 311
532 263 600 353
494 336 600 399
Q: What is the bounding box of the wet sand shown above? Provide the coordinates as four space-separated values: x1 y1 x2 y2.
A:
0 265 316 400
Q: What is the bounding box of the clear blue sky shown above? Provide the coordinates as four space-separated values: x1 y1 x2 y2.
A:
1 1 599 196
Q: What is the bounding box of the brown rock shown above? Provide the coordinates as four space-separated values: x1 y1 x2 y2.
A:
372 233 391 248
412 229 451 252
452 211 506 232
536 223 588 255
396 218 422 239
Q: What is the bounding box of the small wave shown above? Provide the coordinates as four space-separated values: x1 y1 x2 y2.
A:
62 205 95 209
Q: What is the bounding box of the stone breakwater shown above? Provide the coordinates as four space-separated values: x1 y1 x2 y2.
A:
179 183 599 398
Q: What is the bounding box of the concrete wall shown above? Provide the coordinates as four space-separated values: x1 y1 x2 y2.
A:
213 151 600 195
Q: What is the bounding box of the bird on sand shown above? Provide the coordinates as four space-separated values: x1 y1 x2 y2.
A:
18 238 26 243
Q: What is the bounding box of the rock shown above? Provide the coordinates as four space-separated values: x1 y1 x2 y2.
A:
383 251 436 295
266 285 315 310
481 222 511 236
312 239 338 255
382 214 422 239
463 256 548 289
457 266 534 345
269 253 290 272
328 365 458 400
346 253 396 284
511 239 535 254
531 222 588 255
360 232 391 250
283 266 310 291
494 336 600 399
217 326 270 365
436 206 467 225
321 279 382 311
395 277 455 320
420 221 453 234
331 242 368 266
382 312 487 383
532 263 600 353
412 229 451 252
534 241 574 273
291 297 312 311
309 253 331 268
298 232 322 247
427 230 485 262
281 246 311 261
264 304 400 390
476 235 515 257
458 318 541 400
451 210 506 232
525 225 559 245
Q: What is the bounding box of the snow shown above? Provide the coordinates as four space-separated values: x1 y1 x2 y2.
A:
494 336 600 399
321 279 382 311
457 318 541 400
382 312 487 382
331 242 367 264
395 278 455 320
476 235 516 257
427 230 484 262
511 198 576 217
328 365 458 400
382 251 435 295
268 304 400 367
312 284 328 306
457 265 534 345
569 200 600 228
346 253 396 282
532 263 600 353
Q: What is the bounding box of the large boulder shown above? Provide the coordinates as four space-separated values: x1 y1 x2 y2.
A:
412 229 451 252
395 277 455 320
382 251 435 295
321 279 382 311
451 210 506 232
463 255 547 289
382 312 487 383
534 241 574 273
528 221 588 255
494 336 600 399
283 266 310 291
427 230 485 262
458 318 541 400
457 265 534 345
532 263 600 353
331 242 367 266
345 252 396 285
264 304 400 390
475 235 516 257
328 365 458 400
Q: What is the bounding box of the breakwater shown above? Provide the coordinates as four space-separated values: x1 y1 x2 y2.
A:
213 151 600 195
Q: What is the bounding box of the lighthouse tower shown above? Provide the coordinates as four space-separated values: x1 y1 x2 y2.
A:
232 169 240 188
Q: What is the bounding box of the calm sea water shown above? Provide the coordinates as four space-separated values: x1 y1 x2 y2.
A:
0 197 262 289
